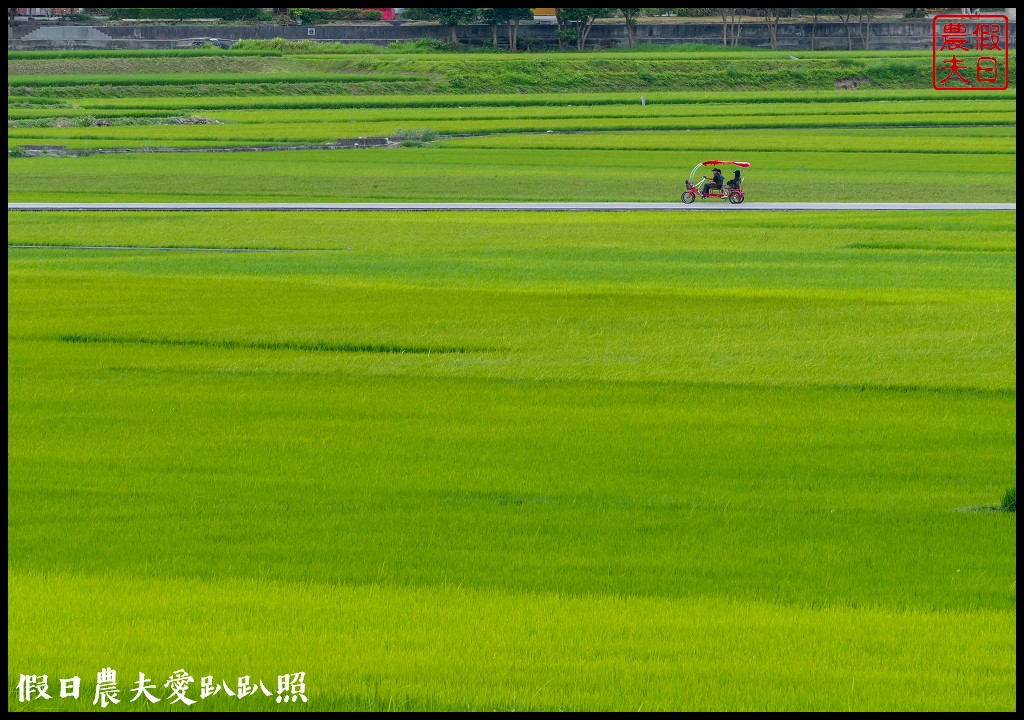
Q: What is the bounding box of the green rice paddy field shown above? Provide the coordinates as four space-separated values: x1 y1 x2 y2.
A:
6 49 1017 711
5 130 1018 203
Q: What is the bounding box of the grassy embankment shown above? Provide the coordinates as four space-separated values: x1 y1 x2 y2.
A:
8 48 1016 96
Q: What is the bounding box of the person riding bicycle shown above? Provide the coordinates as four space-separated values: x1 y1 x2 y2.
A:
725 169 742 191
702 167 725 197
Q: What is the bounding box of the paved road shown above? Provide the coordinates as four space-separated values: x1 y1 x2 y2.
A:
7 202 1017 212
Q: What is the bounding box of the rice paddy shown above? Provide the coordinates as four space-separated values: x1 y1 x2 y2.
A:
7 92 1017 149
6 133 1017 203
6 47 1017 711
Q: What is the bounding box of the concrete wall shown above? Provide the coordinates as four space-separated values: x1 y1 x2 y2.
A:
8 20 1018 52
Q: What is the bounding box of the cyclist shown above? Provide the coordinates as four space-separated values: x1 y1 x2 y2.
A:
702 167 725 197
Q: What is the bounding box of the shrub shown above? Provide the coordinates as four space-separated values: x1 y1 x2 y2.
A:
107 8 271 22
386 39 454 53
865 60 923 83
391 128 438 142
231 38 380 54
625 42 766 53
231 38 299 53
7 95 69 107
290 8 383 24
1001 487 1016 512
516 35 545 52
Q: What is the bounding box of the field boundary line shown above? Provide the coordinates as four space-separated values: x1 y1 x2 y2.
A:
7 244 308 252
7 202 1017 212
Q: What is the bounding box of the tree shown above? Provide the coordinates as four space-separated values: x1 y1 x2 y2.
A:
856 8 874 50
758 7 787 50
836 8 854 50
718 9 743 47
482 8 532 51
804 8 835 51
415 8 482 45
620 7 640 49
555 8 614 51
505 7 533 52
481 7 502 49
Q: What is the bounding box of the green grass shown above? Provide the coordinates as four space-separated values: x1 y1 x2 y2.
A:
7 48 283 60
9 72 433 87
5 49 1017 711
10 119 1017 152
8 90 1014 153
9 50 1014 95
6 135 1018 202
8 112 1016 149
55 88 1015 110
8 54 308 78
9 573 1014 711
1002 487 1016 512
437 126 1016 154
8 114 213 128
10 97 1013 123
7 210 1016 710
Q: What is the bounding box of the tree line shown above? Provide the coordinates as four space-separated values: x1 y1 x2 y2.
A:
402 9 888 51
402 9 636 51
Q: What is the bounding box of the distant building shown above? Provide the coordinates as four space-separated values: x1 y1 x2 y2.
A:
532 8 557 23
15 8 82 16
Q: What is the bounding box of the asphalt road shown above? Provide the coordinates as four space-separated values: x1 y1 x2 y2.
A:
6 202 1018 212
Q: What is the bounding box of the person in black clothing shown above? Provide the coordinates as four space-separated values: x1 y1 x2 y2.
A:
702 168 725 197
725 169 742 191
